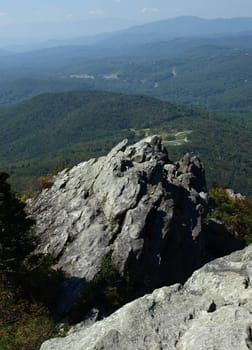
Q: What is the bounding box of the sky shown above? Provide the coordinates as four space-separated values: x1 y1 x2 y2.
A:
0 0 252 24
0 0 252 40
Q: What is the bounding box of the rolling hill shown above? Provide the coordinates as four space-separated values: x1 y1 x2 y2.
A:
0 18 251 195
0 34 252 112
0 90 251 196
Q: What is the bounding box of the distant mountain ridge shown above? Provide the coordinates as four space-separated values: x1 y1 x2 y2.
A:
37 16 252 48
1 16 252 53
122 16 252 36
0 16 252 111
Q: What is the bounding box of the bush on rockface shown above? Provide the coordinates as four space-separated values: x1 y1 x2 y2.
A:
69 256 137 323
23 254 66 310
208 187 252 245
37 163 70 191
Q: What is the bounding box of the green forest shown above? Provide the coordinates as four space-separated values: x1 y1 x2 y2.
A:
1 17 252 350
1 42 252 113
0 90 251 195
0 32 251 198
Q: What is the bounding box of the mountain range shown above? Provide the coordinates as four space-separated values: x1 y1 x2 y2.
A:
0 16 251 196
0 17 252 112
1 16 252 51
1 15 252 350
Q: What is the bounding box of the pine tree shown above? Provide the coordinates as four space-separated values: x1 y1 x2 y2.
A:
0 173 34 279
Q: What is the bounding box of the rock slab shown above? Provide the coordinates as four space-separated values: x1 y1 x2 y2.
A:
41 244 252 350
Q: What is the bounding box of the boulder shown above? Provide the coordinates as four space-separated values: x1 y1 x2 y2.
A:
26 136 243 312
41 244 252 350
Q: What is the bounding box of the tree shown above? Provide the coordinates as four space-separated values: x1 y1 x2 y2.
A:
208 187 252 245
0 173 59 350
0 173 34 280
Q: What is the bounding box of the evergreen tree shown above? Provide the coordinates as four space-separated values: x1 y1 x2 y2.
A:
0 172 34 279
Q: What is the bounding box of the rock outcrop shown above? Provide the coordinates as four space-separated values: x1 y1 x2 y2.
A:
41 244 252 350
26 136 243 312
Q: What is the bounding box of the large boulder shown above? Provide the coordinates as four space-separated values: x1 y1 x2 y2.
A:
26 136 243 309
41 244 252 350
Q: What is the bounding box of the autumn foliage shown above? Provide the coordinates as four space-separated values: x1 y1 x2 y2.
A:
0 287 56 350
208 187 252 244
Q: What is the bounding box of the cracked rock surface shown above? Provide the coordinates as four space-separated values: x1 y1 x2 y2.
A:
41 244 252 350
27 136 242 289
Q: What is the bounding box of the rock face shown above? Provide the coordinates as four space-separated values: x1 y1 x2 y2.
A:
41 244 252 350
27 136 242 298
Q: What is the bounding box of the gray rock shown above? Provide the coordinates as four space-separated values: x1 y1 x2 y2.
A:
26 136 243 313
41 244 252 350
226 188 245 200
67 308 100 334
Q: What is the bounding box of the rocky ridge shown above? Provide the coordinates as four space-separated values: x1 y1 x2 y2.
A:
26 136 243 313
41 244 252 350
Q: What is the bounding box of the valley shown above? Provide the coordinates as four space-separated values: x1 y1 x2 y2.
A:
0 90 251 196
1 14 252 350
0 17 251 197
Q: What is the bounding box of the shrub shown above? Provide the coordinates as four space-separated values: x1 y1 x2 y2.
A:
37 174 54 190
23 254 65 310
208 187 252 244
0 172 34 279
0 286 56 350
0 173 60 349
69 256 135 323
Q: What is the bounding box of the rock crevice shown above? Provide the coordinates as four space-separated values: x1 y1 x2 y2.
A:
40 245 252 350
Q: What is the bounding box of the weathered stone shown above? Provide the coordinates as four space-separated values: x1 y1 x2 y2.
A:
175 152 206 192
26 136 243 314
41 244 252 350
226 188 245 200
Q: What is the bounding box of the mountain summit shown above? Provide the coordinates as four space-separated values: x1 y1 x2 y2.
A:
27 136 243 315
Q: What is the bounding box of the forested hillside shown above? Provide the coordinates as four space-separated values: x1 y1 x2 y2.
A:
0 90 251 195
0 30 252 112
0 18 251 196
1 16 252 350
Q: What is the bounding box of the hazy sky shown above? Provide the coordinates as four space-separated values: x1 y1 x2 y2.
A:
0 0 252 42
0 0 252 25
